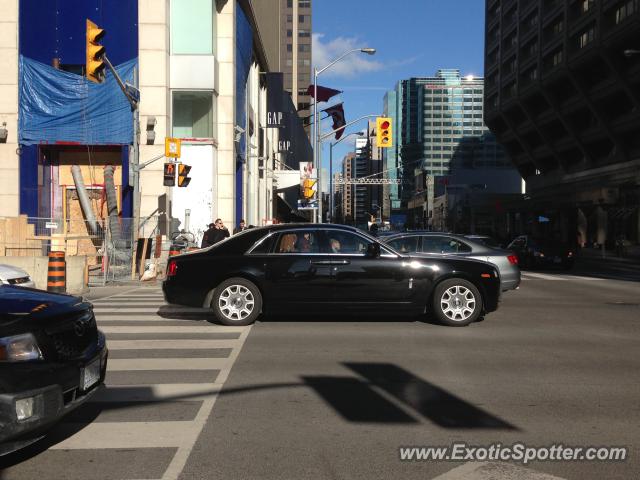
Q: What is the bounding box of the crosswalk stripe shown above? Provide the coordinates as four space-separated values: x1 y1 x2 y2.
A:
100 326 246 334
90 383 223 402
93 302 165 307
521 272 602 282
96 316 196 322
49 421 199 449
521 272 566 281
107 358 228 371
94 307 164 312
108 339 245 350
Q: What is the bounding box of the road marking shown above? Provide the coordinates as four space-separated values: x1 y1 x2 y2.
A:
521 272 566 281
100 326 246 334
431 461 566 479
91 383 223 402
107 358 229 371
46 285 253 480
107 339 245 350
50 421 199 449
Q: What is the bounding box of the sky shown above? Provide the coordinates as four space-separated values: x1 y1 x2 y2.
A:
312 0 487 172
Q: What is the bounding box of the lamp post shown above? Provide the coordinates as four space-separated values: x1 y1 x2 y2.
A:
329 131 366 223
314 47 376 223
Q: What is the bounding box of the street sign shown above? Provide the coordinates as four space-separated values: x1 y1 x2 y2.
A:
165 137 181 158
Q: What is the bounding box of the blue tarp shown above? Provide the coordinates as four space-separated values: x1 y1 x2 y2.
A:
19 55 136 145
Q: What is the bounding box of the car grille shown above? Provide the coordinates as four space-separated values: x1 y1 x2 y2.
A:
7 276 30 285
45 311 98 361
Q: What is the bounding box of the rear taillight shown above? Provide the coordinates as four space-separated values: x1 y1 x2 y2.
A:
507 255 518 265
167 260 178 277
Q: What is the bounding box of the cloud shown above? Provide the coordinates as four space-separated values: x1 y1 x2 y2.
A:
312 33 383 79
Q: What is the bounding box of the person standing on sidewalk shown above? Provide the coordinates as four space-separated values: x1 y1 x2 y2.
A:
210 218 230 244
233 219 247 235
201 223 216 248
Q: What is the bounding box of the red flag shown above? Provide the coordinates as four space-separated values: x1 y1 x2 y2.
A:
323 103 346 140
307 84 342 103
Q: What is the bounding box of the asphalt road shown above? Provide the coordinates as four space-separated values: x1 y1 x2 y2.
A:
1 269 639 480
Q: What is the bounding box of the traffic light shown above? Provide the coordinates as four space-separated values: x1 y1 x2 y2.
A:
86 19 106 83
376 117 393 148
163 163 176 187
177 163 191 187
302 178 316 199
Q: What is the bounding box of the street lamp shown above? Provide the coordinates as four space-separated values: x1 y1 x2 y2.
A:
328 131 366 223
313 47 376 223
623 49 640 57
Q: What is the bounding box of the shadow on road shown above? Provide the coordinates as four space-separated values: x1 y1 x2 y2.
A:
0 362 517 469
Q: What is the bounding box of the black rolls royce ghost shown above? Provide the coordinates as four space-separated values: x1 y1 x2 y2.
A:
163 224 502 327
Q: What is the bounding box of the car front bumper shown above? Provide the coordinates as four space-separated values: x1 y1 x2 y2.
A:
0 335 108 455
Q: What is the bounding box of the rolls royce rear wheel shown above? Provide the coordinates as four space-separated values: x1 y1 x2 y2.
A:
432 278 482 327
211 277 262 326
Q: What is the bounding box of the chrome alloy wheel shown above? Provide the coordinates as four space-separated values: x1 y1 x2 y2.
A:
440 285 476 322
218 284 255 322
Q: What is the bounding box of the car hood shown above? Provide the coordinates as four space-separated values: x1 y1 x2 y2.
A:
0 285 87 326
0 264 30 281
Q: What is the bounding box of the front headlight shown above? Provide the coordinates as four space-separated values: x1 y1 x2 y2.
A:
0 333 43 362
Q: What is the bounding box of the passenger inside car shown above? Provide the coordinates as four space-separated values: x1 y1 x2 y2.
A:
330 238 341 253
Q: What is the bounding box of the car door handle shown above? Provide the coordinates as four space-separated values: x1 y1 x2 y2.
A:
311 260 334 265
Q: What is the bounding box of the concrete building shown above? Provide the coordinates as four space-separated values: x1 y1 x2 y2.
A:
251 0 313 134
2 0 309 249
484 0 640 246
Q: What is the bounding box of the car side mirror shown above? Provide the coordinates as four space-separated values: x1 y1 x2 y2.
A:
366 242 381 258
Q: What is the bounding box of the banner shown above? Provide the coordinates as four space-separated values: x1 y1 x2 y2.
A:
266 72 285 128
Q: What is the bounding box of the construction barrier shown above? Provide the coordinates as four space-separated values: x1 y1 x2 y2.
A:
47 251 66 293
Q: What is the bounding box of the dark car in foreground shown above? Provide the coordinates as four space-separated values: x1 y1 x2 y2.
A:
0 286 108 456
381 232 520 292
507 235 575 270
163 224 502 327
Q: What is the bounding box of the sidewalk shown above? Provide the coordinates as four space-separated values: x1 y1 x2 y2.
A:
578 246 640 265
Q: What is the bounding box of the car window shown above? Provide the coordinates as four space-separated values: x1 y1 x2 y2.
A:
509 237 526 249
274 231 321 253
326 230 372 255
421 236 471 254
248 234 274 254
387 236 419 254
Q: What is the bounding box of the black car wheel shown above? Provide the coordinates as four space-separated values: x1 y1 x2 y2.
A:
211 277 262 326
432 278 483 327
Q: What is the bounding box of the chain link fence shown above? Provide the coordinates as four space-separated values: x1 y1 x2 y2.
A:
0 215 164 286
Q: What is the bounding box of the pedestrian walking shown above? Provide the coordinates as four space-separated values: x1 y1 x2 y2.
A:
233 219 247 235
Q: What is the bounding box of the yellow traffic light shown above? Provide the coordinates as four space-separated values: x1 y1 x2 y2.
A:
86 19 106 83
376 117 393 148
302 178 316 199
177 163 191 187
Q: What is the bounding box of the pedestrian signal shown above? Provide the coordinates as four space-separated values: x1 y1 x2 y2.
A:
163 163 176 187
177 163 191 187
376 117 392 148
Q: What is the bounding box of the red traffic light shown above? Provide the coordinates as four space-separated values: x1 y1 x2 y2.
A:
380 120 390 130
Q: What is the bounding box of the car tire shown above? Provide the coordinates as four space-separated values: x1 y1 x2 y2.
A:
211 277 262 326
432 278 483 327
